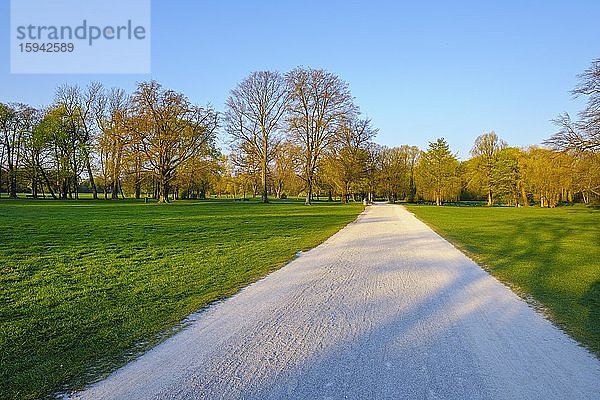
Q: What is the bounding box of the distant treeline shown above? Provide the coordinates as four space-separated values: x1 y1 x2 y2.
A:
1 62 599 206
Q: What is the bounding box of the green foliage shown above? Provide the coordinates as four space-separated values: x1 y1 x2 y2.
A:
415 138 460 205
0 199 363 399
374 145 419 202
406 205 600 357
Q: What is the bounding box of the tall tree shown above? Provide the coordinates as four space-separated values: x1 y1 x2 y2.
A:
0 103 37 198
34 105 78 199
547 59 600 153
55 83 102 199
324 118 377 203
28 109 58 199
0 103 20 198
491 147 525 206
286 67 356 205
571 152 600 203
128 81 218 203
523 147 573 207
415 138 460 206
18 107 43 198
470 131 507 205
95 87 131 199
0 103 21 198
225 71 289 203
376 145 419 203
271 140 301 199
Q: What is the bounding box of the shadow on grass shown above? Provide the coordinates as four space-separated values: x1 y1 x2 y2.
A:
408 205 600 357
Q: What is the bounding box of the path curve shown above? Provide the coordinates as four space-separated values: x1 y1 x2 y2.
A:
72 203 600 400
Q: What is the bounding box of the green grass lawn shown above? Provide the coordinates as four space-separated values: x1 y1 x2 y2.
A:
405 204 600 357
0 199 363 399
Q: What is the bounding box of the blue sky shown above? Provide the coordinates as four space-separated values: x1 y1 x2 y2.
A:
1 0 599 158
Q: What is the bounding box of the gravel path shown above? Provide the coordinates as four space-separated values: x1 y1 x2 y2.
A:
72 203 600 400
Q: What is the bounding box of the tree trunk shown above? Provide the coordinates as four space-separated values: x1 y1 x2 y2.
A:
134 154 142 199
135 181 141 199
111 180 118 199
487 189 493 206
38 165 57 199
520 185 528 207
305 177 313 205
84 151 98 199
72 170 79 199
8 165 17 198
32 175 38 199
261 152 268 203
61 179 68 199
158 171 170 203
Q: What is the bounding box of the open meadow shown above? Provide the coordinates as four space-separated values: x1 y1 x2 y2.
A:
0 199 363 399
406 204 600 357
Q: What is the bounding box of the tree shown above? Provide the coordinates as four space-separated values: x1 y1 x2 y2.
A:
470 131 507 205
55 83 103 199
228 141 262 199
28 106 70 199
271 140 302 199
544 60 600 206
27 109 57 199
18 107 45 198
225 71 289 203
172 149 222 200
0 103 25 198
522 147 573 207
378 145 420 202
491 147 524 206
415 138 460 206
286 67 356 205
127 81 218 203
546 59 600 153
323 118 377 203
95 87 132 199
571 152 600 203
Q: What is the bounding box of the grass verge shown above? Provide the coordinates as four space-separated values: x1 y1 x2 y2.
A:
405 204 600 358
0 199 363 399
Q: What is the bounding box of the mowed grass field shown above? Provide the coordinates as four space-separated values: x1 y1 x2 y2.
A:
405 204 600 357
0 199 363 399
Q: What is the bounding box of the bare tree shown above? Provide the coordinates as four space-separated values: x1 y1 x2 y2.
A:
286 67 356 205
548 112 600 153
128 81 218 203
546 59 600 153
225 71 289 203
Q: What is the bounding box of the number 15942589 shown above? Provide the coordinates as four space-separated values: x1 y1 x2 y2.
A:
19 42 75 52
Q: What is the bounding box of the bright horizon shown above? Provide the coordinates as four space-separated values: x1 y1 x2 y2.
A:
1 0 598 158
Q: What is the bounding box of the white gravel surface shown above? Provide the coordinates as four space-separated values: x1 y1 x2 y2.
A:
71 203 600 400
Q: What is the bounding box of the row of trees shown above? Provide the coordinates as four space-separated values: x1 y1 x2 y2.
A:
413 133 599 207
1 62 599 206
0 82 218 202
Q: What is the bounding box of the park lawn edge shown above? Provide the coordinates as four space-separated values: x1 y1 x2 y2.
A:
55 203 366 398
404 204 600 360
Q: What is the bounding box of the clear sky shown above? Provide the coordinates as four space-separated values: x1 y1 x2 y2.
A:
1 0 599 158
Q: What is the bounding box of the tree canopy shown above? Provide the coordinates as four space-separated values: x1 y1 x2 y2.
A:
2 63 600 206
